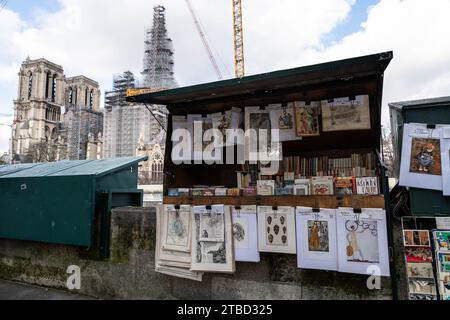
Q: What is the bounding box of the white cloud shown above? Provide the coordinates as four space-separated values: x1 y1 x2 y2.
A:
1 0 449 154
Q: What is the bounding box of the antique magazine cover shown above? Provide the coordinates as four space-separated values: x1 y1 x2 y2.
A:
268 103 298 141
257 206 296 254
294 101 321 137
441 126 450 195
191 205 235 273
336 208 390 276
399 123 443 191
296 207 338 271
321 95 371 132
231 205 260 262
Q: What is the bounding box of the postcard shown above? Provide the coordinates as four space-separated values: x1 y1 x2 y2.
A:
433 230 450 252
403 230 431 247
405 246 433 263
406 263 434 279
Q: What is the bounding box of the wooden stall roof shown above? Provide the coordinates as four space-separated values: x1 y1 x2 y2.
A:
126 51 393 106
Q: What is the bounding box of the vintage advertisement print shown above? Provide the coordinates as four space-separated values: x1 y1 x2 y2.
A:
294 101 320 137
409 138 442 176
403 230 431 247
321 95 371 132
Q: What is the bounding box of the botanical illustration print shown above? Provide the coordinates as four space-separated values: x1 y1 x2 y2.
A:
345 219 379 263
165 209 189 247
266 213 288 247
295 104 320 136
233 217 249 249
199 212 224 242
403 230 430 247
409 138 442 176
278 107 294 130
307 220 329 252
407 263 434 279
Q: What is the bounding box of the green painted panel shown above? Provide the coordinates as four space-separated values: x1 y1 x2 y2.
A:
0 176 95 246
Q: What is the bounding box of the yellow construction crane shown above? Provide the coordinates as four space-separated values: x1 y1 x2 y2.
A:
232 0 245 78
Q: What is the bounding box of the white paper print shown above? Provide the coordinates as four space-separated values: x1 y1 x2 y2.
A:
296 207 338 271
399 123 443 191
268 103 298 142
231 205 260 263
441 125 450 196
336 208 390 276
212 108 244 146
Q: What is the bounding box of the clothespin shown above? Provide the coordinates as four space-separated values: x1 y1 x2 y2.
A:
273 206 278 219
174 204 181 217
353 208 362 223
312 208 320 221
235 205 242 218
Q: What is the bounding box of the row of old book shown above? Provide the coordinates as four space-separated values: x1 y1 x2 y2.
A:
166 176 379 197
282 152 377 178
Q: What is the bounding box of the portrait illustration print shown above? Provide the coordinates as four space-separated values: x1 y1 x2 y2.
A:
409 138 442 176
345 219 379 264
307 220 329 252
295 104 320 137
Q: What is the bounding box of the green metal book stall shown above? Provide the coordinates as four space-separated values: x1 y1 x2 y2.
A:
0 156 147 258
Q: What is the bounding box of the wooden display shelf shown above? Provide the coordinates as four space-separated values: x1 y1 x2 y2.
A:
163 195 385 209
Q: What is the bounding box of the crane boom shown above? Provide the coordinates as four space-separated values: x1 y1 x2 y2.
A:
232 0 245 78
185 0 223 80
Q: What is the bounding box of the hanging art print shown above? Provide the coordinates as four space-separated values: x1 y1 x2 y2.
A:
336 208 390 276
321 95 371 132
162 205 192 252
441 126 450 196
296 207 338 271
268 103 298 141
294 101 320 137
257 206 296 254
399 123 443 191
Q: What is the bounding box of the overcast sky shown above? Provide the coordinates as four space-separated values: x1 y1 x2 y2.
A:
1 0 450 154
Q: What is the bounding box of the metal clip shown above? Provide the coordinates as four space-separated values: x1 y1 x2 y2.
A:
235 205 241 218
273 206 278 219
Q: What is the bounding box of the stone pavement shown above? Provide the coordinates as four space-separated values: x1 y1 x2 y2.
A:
0 280 94 300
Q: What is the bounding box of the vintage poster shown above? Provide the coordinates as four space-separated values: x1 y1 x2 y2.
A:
336 208 390 276
162 205 192 252
268 103 298 141
191 205 235 273
399 123 443 191
294 101 320 137
231 205 260 262
258 206 296 254
403 230 431 247
321 95 371 132
296 207 338 271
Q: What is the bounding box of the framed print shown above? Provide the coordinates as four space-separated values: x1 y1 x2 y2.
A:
296 207 338 271
231 205 260 262
399 123 443 191
191 205 235 273
268 103 297 141
294 101 320 137
403 230 431 247
257 206 296 254
336 208 390 276
441 126 450 196
161 205 192 252
321 95 371 132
